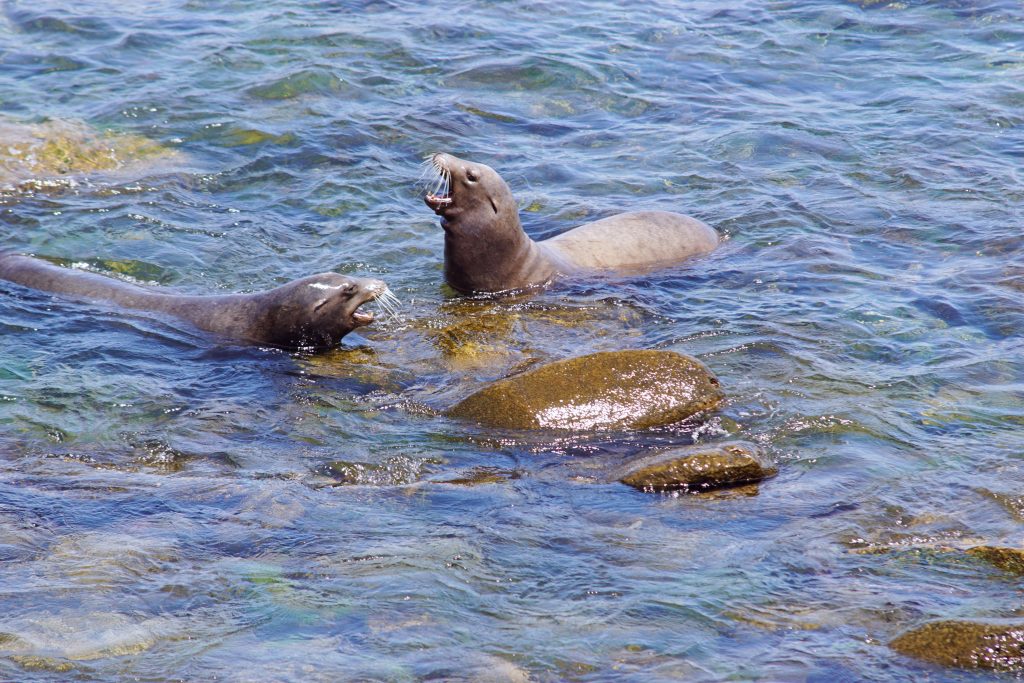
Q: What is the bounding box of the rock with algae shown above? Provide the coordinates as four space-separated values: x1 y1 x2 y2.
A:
967 546 1024 575
890 620 1024 671
446 349 724 431
0 118 177 189
617 441 775 493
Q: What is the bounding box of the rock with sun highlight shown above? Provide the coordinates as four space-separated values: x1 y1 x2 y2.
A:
617 441 775 493
890 620 1024 671
446 349 724 431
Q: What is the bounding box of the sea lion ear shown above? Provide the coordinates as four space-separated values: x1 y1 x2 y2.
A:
490 197 499 214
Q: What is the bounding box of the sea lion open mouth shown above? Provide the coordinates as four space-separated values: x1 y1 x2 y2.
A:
425 191 452 213
423 153 454 214
351 282 400 329
351 308 374 326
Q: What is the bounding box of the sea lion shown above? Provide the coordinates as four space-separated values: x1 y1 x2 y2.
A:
423 153 720 294
0 253 392 350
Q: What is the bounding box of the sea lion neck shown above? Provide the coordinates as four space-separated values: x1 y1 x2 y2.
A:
443 220 552 294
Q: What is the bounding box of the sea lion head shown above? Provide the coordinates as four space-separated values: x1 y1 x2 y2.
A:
259 273 392 349
425 153 542 293
424 153 518 237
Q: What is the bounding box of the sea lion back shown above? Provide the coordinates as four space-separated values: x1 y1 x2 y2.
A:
543 211 719 274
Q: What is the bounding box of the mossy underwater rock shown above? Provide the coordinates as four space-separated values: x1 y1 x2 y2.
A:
445 350 724 431
618 441 775 493
967 546 1024 575
0 118 177 189
890 620 1024 671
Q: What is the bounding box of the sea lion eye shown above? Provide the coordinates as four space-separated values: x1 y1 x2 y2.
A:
465 168 479 182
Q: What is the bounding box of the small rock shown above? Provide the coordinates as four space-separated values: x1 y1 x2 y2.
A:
967 546 1024 575
438 467 517 486
617 441 775 493
446 350 724 431
320 456 436 486
890 620 1024 671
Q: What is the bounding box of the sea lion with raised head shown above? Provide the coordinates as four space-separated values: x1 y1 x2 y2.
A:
423 153 719 294
0 253 394 350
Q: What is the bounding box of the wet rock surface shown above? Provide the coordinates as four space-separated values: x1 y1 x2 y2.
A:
446 350 724 431
890 620 1024 671
617 441 775 493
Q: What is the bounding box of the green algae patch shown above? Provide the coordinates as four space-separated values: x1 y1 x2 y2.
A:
455 103 519 123
967 546 1024 575
246 69 346 100
222 128 297 147
9 655 76 673
446 350 724 431
891 620 1024 671
618 441 775 493
427 312 519 371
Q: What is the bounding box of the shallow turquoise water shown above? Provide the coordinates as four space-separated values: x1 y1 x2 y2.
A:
1 0 1023 679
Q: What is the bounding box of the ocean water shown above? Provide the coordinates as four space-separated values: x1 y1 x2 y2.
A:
0 0 1022 680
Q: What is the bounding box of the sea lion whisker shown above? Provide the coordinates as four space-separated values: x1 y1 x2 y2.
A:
424 160 444 195
376 288 402 319
365 285 401 321
417 159 448 198
417 159 438 184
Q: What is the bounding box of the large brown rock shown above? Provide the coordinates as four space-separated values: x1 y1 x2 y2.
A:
618 441 775 493
446 350 724 431
890 620 1024 671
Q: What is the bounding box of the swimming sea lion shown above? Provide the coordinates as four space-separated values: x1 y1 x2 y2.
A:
0 253 392 350
423 153 719 294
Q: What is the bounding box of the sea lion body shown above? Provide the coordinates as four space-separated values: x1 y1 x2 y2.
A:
425 153 719 293
0 253 386 349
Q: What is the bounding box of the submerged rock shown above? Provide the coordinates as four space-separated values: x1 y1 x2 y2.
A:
890 620 1024 671
438 467 518 486
319 456 439 486
0 611 180 663
617 441 775 493
446 350 724 431
0 118 177 189
967 546 1024 575
428 313 520 372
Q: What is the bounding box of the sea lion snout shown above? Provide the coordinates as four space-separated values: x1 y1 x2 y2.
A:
346 277 399 329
